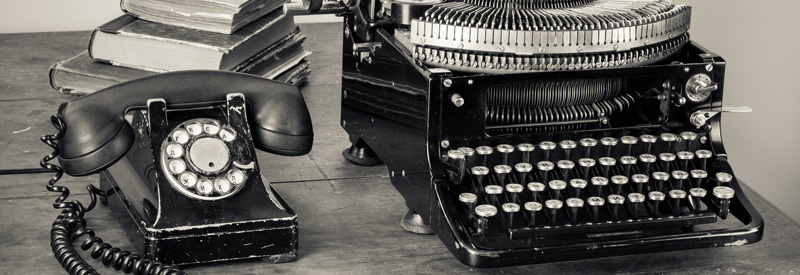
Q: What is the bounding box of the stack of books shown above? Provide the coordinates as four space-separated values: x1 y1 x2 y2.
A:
50 0 311 95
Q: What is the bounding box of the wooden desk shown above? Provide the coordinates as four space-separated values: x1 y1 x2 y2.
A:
0 23 798 274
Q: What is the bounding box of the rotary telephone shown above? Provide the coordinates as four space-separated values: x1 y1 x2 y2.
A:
42 71 313 274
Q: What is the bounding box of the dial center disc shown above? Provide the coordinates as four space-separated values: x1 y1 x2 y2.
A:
188 137 229 173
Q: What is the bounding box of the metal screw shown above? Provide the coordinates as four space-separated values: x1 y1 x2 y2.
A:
700 136 708 144
443 79 453 88
705 64 714 72
451 93 465 107
441 140 450 148
343 90 347 99
662 80 671 89
684 67 690 73
467 79 474 85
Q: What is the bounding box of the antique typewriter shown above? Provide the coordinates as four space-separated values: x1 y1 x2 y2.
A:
333 0 764 267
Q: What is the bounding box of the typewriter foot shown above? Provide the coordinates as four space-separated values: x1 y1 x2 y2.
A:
400 209 433 235
342 139 382 166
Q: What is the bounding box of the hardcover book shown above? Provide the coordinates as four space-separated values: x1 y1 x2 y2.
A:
121 0 285 34
88 7 295 72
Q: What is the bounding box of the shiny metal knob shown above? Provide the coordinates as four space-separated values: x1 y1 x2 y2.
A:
685 74 717 103
689 106 752 128
459 193 478 204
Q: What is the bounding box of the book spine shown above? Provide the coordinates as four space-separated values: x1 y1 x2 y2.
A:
88 15 138 60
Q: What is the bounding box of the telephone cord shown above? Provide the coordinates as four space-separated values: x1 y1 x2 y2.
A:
41 114 186 275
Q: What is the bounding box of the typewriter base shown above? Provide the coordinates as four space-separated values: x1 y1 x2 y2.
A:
400 209 433 235
342 139 383 166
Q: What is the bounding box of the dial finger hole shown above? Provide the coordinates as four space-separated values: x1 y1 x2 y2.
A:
203 120 221 135
179 172 197 188
168 159 186 174
166 143 184 158
214 178 233 194
196 179 214 195
219 127 236 142
227 169 245 184
172 130 190 144
185 122 203 136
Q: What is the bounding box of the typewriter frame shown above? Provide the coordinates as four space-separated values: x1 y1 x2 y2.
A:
340 13 764 267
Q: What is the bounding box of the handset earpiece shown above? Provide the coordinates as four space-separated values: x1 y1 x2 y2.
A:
56 70 313 176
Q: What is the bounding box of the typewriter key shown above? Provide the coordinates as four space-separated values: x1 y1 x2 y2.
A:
474 204 498 239
494 165 512 186
586 196 605 222
620 155 637 177
514 163 533 184
640 134 657 154
524 201 543 227
671 170 689 190
485 185 503 206
557 160 575 180
599 157 616 178
527 182 546 202
569 179 588 198
639 154 656 175
539 141 556 161
566 198 584 224
506 183 524 204
591 176 609 197
476 146 493 167
631 174 649 194
600 137 618 157
549 180 567 200
628 193 646 219
689 187 707 213
559 140 577 160
716 172 733 186
580 138 598 158
680 131 697 151
696 149 713 170
668 189 687 215
611 175 628 195
677 151 694 171
660 133 677 152
502 203 521 227
690 169 708 188
496 144 514 165
517 143 535 163
712 186 735 219
459 193 478 223
471 166 490 194
578 158 596 180
607 194 626 221
537 161 555 183
652 172 670 192
621 136 638 155
648 191 666 218
658 153 676 172
545 199 564 225
458 147 476 169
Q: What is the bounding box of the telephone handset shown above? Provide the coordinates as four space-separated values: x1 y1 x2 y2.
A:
43 71 312 274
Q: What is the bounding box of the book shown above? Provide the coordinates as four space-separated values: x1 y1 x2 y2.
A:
88 7 296 72
120 0 285 34
52 31 311 95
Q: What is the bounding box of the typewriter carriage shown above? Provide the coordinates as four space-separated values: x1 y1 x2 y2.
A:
339 4 763 266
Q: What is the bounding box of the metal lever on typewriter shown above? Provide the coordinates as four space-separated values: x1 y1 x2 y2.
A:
689 106 753 128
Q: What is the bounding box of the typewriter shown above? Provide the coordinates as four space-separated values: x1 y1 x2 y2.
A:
333 0 765 267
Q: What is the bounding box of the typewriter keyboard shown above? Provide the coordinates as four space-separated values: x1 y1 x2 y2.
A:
442 131 737 243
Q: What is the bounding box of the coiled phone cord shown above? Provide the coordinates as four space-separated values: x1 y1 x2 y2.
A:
41 114 186 275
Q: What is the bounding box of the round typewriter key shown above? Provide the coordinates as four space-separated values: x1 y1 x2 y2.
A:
712 186 735 219
661 133 678 142
716 172 733 185
226 169 245 185
524 201 542 226
560 140 577 159
196 178 214 196
517 143 535 163
459 193 478 219
494 165 512 186
474 204 497 237
659 153 677 172
569 178 588 198
611 175 628 195
566 198 584 224
496 144 514 165
628 193 646 218
476 146 493 166
608 194 626 220
641 134 657 154
587 196 605 222
447 150 465 160
631 174 649 194
203 120 221 135
601 137 618 157
591 176 609 197
457 147 475 157
471 166 490 193
599 157 616 177
639 154 656 174
471 166 489 175
506 183 524 203
184 122 203 136
166 143 184 158
539 141 556 160
214 178 233 194
690 169 708 188
172 129 190 144
580 138 598 158
648 191 666 217
671 170 689 190
179 172 198 188
545 199 564 225
515 163 533 183
578 158 596 180
652 171 670 192
690 187 707 213
502 203 520 227
485 185 503 205
677 151 694 171
168 159 187 174
557 160 575 180
681 131 698 151
621 136 637 155
549 180 567 200
527 182 546 202
696 149 713 170
619 155 637 176
669 189 687 215
219 127 236 142
537 161 554 182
